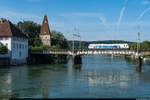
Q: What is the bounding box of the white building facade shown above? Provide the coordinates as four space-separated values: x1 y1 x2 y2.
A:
0 19 28 65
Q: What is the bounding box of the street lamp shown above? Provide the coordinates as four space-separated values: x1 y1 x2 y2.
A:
137 32 140 53
73 33 81 50
136 32 141 57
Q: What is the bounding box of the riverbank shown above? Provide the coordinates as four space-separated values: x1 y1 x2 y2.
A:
27 54 69 65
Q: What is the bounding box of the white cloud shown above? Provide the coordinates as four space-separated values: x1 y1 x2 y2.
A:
137 7 150 20
141 1 149 5
98 16 106 26
117 0 128 32
0 10 42 23
60 12 107 26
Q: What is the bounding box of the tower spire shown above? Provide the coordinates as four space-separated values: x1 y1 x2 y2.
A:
40 14 51 46
40 14 50 35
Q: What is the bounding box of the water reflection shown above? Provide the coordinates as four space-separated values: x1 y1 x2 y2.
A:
41 70 49 98
124 56 136 64
143 59 150 65
0 72 12 98
0 55 150 98
86 70 133 88
72 64 82 71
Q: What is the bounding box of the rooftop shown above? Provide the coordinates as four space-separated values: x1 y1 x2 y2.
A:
40 15 51 35
0 20 28 38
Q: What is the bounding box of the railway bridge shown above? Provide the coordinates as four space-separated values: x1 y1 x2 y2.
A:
30 49 150 56
30 49 150 72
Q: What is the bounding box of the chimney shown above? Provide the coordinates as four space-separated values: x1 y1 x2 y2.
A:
0 18 7 24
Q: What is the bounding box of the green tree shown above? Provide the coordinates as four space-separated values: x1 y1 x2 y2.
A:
130 43 137 50
34 35 41 47
141 41 150 50
0 46 8 54
16 21 42 47
130 41 150 50
51 30 69 49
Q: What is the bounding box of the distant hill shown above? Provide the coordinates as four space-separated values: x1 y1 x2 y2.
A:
67 40 135 49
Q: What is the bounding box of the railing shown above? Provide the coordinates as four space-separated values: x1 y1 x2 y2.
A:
29 49 150 56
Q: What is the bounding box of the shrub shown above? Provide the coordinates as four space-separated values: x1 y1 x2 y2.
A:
29 45 50 50
0 46 8 54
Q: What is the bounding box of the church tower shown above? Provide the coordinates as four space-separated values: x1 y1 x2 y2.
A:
40 14 51 46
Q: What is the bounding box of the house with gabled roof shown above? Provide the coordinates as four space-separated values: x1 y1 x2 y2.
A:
0 18 28 65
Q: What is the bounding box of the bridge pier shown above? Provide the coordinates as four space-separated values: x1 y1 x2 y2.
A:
136 56 142 72
72 55 82 65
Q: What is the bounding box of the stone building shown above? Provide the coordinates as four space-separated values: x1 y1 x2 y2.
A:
40 15 51 46
0 19 28 65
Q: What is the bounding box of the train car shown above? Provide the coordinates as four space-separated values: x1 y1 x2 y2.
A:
88 43 129 49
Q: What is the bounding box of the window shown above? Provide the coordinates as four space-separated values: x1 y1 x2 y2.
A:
25 45 27 49
20 44 21 49
13 43 15 48
19 51 21 57
16 43 18 49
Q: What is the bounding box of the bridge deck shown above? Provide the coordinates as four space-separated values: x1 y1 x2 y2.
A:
29 49 150 56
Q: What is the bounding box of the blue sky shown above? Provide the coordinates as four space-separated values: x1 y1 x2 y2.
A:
0 0 150 42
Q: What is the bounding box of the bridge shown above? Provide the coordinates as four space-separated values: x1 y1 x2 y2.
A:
29 48 150 72
29 49 150 56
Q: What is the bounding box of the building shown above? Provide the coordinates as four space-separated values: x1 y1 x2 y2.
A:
0 19 28 65
40 15 51 46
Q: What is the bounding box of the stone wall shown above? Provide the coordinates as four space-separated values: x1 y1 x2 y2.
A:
40 35 51 46
10 58 27 65
0 57 10 66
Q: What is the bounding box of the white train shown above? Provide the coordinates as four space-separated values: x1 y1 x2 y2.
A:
88 43 129 49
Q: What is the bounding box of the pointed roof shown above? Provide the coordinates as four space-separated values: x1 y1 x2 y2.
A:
0 21 28 38
40 15 51 35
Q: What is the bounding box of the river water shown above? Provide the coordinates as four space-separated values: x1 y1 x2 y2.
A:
0 55 150 98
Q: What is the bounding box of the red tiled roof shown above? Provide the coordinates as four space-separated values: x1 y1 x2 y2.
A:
40 15 51 35
0 21 28 38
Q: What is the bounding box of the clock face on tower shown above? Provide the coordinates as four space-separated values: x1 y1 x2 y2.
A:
45 21 47 23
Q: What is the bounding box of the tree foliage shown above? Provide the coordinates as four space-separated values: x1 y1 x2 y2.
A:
16 21 42 47
16 21 69 64
16 21 69 50
130 43 137 50
29 45 49 50
141 41 150 50
0 46 8 54
130 41 150 50
51 30 69 49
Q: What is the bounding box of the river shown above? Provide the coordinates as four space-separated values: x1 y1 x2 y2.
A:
0 55 150 98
